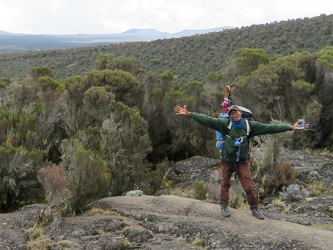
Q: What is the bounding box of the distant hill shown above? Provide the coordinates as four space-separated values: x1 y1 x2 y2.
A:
118 28 170 36
0 31 12 35
0 26 233 53
172 27 233 37
0 14 332 83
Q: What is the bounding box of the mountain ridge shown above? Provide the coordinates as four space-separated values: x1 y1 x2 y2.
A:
0 26 233 37
0 26 234 52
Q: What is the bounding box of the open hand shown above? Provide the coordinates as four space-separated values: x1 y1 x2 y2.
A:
175 105 190 116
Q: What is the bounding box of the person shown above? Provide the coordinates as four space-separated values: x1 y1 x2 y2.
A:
174 104 308 220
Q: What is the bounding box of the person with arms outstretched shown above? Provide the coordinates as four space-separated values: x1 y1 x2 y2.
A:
175 104 308 219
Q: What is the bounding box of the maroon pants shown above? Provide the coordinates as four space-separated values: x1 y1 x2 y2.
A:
220 160 259 209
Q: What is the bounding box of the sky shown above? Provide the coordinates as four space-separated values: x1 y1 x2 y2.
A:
0 0 332 35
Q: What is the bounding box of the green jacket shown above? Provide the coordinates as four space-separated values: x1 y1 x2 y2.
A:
189 112 292 162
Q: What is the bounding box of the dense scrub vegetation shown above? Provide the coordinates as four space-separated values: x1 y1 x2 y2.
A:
1 15 333 214
0 14 333 83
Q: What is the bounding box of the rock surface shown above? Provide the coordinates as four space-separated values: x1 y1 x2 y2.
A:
99 195 333 249
165 155 220 186
1 195 332 249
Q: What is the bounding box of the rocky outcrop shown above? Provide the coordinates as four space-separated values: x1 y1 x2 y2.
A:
275 148 333 173
0 204 45 250
165 155 220 186
97 195 333 249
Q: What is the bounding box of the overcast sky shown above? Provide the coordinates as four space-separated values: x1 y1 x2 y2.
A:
1 0 332 35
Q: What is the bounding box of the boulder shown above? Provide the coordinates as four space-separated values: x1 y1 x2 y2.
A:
165 155 220 187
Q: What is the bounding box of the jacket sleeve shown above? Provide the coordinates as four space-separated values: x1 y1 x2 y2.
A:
250 121 292 136
189 112 227 132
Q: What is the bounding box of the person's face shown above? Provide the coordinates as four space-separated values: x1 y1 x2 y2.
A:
229 110 242 122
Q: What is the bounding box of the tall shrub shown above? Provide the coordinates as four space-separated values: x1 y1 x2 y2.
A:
60 139 110 214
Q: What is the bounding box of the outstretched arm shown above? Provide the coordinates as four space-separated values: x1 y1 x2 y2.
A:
175 105 190 116
175 105 226 132
251 119 310 137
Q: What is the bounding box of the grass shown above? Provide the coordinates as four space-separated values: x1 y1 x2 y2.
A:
310 222 333 230
28 227 44 240
169 186 196 199
305 147 332 156
88 208 117 216
307 181 326 197
271 197 286 209
191 237 205 247
88 208 104 215
26 227 75 249
283 205 292 214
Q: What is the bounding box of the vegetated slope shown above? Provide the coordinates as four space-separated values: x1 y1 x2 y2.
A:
0 14 332 83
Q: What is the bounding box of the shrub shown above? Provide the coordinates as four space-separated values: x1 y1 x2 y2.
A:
60 139 110 214
275 162 297 186
37 164 70 205
134 162 170 195
100 102 152 196
264 162 297 194
250 125 294 197
0 146 38 211
126 190 144 197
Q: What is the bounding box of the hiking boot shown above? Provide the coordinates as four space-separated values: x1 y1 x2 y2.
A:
252 208 265 220
221 204 231 217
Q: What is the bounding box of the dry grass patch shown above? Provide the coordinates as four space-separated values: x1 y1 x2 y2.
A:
307 181 326 196
311 222 333 230
271 197 287 209
26 227 75 249
88 208 117 216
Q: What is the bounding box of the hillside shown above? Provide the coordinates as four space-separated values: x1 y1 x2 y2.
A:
0 14 332 83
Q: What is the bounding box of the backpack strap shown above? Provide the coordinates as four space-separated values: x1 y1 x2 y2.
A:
245 119 250 137
226 120 232 137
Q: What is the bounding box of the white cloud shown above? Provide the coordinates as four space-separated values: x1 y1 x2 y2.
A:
0 3 26 33
0 0 333 34
46 0 68 13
